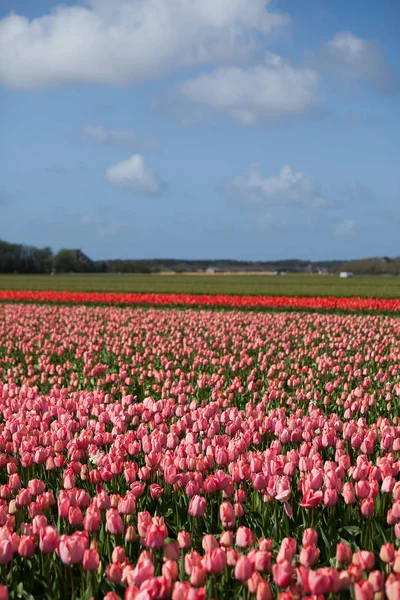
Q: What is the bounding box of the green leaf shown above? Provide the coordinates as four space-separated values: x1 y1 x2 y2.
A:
319 526 331 550
340 525 361 537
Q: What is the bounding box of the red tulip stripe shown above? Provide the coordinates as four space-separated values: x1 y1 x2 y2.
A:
0 289 400 312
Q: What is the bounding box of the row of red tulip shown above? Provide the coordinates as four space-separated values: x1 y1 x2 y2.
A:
0 289 399 312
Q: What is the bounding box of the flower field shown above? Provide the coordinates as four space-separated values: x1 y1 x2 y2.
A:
1 289 400 312
1 303 400 599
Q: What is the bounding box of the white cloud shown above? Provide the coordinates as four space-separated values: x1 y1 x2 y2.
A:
180 52 319 124
0 0 288 88
312 32 399 94
334 219 355 237
82 125 160 152
106 154 163 196
226 164 326 206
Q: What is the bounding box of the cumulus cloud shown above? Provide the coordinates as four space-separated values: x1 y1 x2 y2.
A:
105 154 163 196
225 164 326 206
0 0 288 88
180 52 319 124
82 125 161 152
334 219 355 237
311 32 399 94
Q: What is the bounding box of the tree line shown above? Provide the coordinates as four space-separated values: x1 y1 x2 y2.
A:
1 238 400 275
0 240 54 273
0 241 151 274
336 257 400 275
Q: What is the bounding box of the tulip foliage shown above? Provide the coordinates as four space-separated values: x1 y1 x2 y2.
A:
1 303 400 598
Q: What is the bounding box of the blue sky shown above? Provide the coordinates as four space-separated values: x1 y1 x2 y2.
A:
0 0 399 261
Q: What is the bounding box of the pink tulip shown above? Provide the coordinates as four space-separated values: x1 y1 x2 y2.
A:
107 563 123 583
188 496 206 518
145 522 167 549
386 577 400 600
106 509 124 536
185 551 202 576
380 543 395 563
18 536 35 558
203 548 227 574
276 538 297 563
39 526 58 553
58 535 85 565
190 566 207 587
308 568 340 595
219 502 236 529
125 526 138 543
84 509 101 533
368 570 384 592
360 498 374 517
299 545 320 567
354 580 374 600
112 547 126 564
300 490 323 508
68 506 83 527
336 542 352 565
8 475 21 491
234 556 254 581
302 529 318 546
137 512 152 538
235 527 254 548
272 560 293 588
202 535 219 553
353 551 375 571
342 482 356 505
0 540 13 564
83 549 100 571
163 560 179 581
130 559 154 587
177 531 191 549
256 580 272 600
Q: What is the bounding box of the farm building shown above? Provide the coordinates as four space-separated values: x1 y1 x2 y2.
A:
339 271 353 278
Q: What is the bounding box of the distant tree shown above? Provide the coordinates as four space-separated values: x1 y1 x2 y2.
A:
33 247 53 273
95 261 108 273
0 240 54 273
54 249 79 273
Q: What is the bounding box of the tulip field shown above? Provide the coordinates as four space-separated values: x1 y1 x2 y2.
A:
2 289 400 313
2 299 400 599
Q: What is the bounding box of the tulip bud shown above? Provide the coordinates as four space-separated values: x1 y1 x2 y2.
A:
8 501 18 516
125 526 138 543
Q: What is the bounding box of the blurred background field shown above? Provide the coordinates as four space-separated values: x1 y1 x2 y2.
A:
0 273 400 297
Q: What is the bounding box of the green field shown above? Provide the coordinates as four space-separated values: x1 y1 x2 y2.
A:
0 273 400 297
